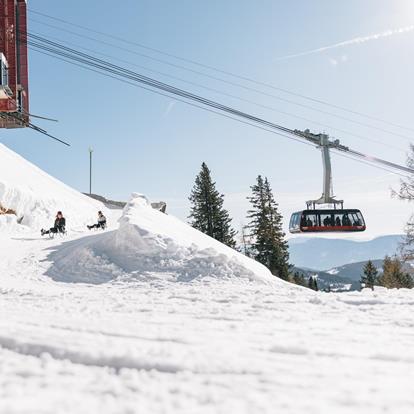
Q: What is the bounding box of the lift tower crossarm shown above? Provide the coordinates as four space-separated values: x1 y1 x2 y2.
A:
294 129 346 208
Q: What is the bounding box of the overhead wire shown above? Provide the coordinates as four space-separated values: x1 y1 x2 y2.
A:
25 34 412 175
0 112 70 146
27 17 414 143
27 29 407 153
29 8 414 134
29 48 317 150
331 150 410 178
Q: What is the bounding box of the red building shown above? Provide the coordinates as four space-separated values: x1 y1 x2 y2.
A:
0 0 29 128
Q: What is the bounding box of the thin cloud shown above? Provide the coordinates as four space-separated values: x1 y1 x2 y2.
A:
277 24 414 61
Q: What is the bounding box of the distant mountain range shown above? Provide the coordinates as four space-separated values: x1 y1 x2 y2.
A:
294 259 384 292
322 259 384 282
292 266 359 291
289 235 403 270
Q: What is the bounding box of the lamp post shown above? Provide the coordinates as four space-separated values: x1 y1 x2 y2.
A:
89 147 93 195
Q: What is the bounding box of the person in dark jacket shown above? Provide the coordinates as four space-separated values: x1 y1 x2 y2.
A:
41 211 66 236
87 211 107 230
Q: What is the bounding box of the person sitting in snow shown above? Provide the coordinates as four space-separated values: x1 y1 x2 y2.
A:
87 211 107 230
41 211 66 236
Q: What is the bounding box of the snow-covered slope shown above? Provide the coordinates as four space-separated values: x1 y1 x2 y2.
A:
0 143 105 232
46 193 278 284
2 229 414 414
1 146 414 414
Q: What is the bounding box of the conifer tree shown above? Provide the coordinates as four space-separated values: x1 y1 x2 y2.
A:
307 276 318 291
378 256 414 289
292 271 307 287
360 260 378 290
246 176 290 280
189 162 237 247
314 277 319 291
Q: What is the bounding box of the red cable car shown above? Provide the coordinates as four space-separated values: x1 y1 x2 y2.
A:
289 209 366 233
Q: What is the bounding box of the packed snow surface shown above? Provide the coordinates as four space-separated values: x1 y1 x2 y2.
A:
1 145 414 413
2 229 414 414
45 193 275 284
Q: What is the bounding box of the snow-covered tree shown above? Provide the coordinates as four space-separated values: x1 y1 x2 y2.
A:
189 162 237 248
360 260 378 290
246 175 290 280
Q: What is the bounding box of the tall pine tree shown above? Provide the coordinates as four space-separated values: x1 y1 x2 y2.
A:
189 162 237 248
360 260 378 290
246 175 290 280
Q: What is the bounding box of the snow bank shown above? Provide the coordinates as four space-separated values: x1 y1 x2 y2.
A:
0 143 106 232
46 193 279 284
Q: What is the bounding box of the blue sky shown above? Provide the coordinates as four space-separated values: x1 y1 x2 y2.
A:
1 0 414 238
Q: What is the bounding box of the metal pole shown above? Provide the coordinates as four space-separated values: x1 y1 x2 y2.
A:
89 147 93 195
320 134 333 203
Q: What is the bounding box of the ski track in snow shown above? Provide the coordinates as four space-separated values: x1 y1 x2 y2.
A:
1 231 414 414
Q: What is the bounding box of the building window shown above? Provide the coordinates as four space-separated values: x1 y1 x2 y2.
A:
0 55 9 87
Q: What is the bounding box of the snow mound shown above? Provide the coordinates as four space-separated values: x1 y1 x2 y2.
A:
0 143 106 232
46 193 279 284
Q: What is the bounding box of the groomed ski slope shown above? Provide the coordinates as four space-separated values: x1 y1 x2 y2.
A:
1 144 414 413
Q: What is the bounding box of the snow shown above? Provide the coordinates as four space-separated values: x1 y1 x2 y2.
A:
43 192 276 285
1 144 414 414
0 143 106 232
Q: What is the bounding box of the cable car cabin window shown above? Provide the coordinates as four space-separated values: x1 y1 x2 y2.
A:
349 211 364 227
302 212 318 228
289 213 300 231
320 213 334 227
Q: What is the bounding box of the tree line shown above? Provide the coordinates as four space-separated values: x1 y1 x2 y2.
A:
188 162 316 288
189 162 414 291
361 257 414 290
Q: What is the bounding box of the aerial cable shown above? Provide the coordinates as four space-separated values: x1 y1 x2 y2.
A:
0 113 70 146
26 49 329 150
27 19 414 142
331 150 410 178
26 39 413 174
28 8 414 134
26 38 296 136
26 34 410 152
28 29 407 153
